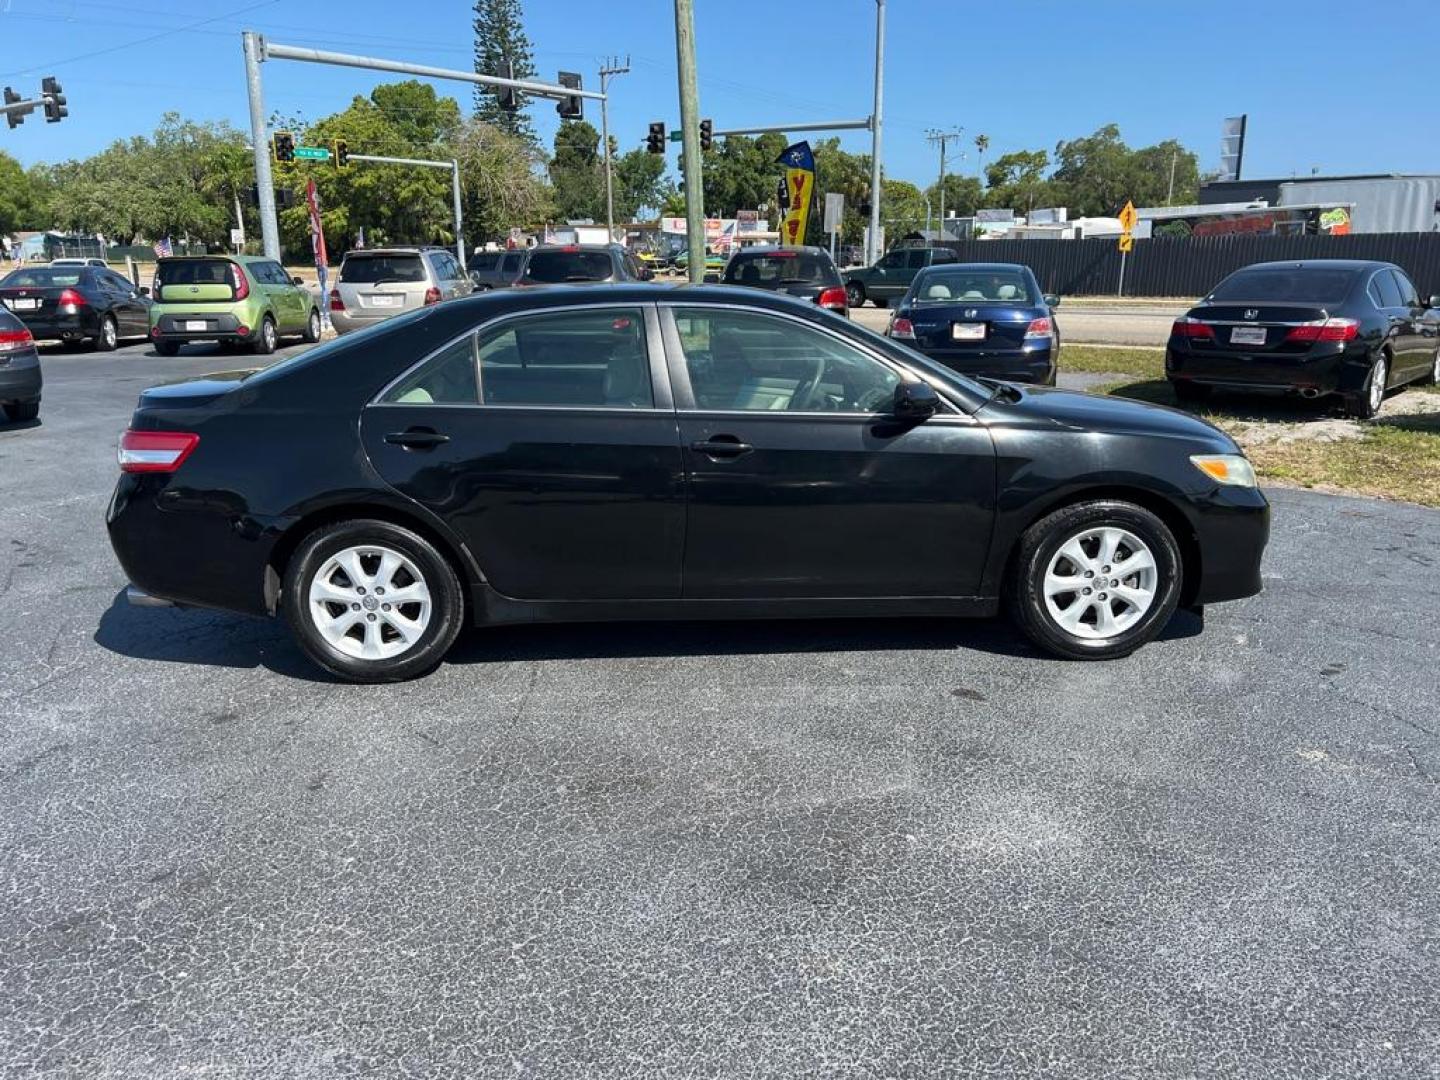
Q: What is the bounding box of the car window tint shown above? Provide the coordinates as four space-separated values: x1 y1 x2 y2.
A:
1373 271 1404 308
478 308 652 408
722 252 839 287
432 252 458 281
471 253 500 271
1210 268 1357 304
673 307 900 414
2 267 84 287
1367 278 1385 307
523 250 614 283
1389 269 1419 307
877 251 905 270
916 268 1036 303
341 254 426 285
381 335 478 405
156 260 232 287
907 250 929 269
500 253 523 273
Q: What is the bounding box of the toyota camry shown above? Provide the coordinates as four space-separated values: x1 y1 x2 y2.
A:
107 285 1269 683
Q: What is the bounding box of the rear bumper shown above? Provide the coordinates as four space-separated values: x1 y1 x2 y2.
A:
331 308 408 335
0 359 42 402
915 343 1056 385
1186 485 1270 605
152 312 253 341
12 310 100 341
1165 341 1371 397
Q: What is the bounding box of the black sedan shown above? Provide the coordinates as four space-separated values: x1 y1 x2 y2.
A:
0 305 42 422
1167 259 1440 418
107 285 1269 683
721 245 849 316
0 264 152 351
887 262 1060 385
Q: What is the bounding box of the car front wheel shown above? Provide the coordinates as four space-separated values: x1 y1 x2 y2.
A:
1010 500 1183 661
303 308 321 343
282 519 465 683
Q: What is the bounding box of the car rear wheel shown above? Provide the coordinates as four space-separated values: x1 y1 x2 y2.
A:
302 308 321 343
3 401 39 423
94 315 118 352
253 316 277 355
1344 353 1387 419
846 282 866 308
154 340 180 357
283 519 465 683
1010 500 1183 661
1170 379 1211 403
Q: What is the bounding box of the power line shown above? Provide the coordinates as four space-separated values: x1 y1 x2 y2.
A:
926 126 963 230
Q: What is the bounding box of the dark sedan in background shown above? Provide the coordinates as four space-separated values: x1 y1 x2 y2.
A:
887 262 1060 385
0 264 152 351
0 306 42 422
108 284 1267 683
720 245 848 316
1166 259 1440 418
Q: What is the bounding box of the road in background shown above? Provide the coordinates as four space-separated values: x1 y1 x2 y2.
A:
2 344 1437 1077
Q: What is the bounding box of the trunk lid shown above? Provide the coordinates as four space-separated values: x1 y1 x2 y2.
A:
908 302 1042 353
1183 303 1333 355
154 258 241 304
135 371 255 416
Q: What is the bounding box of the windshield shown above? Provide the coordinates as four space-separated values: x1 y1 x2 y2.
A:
913 268 1035 304
1209 267 1357 304
524 250 613 283
1 267 85 288
723 251 839 288
341 254 426 285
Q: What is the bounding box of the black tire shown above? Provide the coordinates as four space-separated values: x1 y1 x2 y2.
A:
846 281 866 308
1009 499 1183 661
1421 346 1440 387
302 308 322 343
94 315 118 352
1170 379 1211 403
282 519 465 683
3 401 39 423
873 297 889 309
1344 352 1388 419
252 316 278 355
154 340 180 357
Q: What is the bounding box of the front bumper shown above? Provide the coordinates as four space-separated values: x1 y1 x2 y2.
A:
1165 342 1370 397
1186 484 1270 605
0 357 42 403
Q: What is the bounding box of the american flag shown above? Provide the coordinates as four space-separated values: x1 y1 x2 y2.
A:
152 236 173 259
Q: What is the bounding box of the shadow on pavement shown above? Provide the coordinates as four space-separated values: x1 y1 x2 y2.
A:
0 416 42 433
94 589 1205 683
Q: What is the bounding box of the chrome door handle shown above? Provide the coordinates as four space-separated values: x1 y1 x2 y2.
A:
690 437 753 458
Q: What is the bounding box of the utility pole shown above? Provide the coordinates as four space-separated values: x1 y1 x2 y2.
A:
1166 149 1177 206
674 0 706 283
926 127 962 236
242 32 281 262
867 0 886 265
599 56 630 241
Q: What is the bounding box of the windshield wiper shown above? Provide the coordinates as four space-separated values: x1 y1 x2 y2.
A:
976 376 1023 404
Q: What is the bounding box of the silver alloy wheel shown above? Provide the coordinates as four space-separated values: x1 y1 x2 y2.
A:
308 544 432 660
1369 356 1387 414
1042 526 1159 641
101 317 117 348
263 319 276 351
1432 348 1439 383
308 310 320 338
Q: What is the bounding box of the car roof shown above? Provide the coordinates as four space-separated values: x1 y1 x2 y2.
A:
529 244 620 253
919 262 1030 273
342 247 434 256
731 245 830 256
1235 259 1392 272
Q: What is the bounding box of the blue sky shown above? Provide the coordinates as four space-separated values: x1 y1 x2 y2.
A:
3 0 1437 189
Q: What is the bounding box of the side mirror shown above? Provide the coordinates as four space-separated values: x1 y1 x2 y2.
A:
1429 295 1440 309
1044 294 1060 308
291 275 304 286
891 380 940 420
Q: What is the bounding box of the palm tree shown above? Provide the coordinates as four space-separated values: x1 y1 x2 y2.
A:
974 134 990 185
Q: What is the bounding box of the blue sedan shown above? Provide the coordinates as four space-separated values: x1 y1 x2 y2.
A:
886 262 1060 385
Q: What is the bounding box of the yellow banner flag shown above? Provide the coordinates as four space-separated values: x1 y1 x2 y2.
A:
776 141 816 246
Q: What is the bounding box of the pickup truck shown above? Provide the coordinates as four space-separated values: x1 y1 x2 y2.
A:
844 246 958 308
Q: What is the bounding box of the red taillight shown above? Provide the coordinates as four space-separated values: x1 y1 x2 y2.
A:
889 317 916 340
423 287 442 305
235 325 249 337
1172 317 1214 339
817 286 847 311
230 263 249 301
118 430 200 474
1285 317 1359 343
1024 316 1053 339
0 327 34 353
329 288 345 312
58 288 87 307
561 245 579 252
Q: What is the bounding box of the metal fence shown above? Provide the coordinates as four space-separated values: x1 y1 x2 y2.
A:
933 233 1440 299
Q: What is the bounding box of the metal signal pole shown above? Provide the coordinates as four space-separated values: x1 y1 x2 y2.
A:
867 0 886 265
674 0 706 283
599 56 630 241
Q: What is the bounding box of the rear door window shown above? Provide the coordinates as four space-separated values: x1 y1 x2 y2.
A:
1373 271 1404 309
523 250 615 283
500 253 523 274
1389 269 1420 308
341 254 427 285
477 308 652 408
471 253 500 271
381 335 479 405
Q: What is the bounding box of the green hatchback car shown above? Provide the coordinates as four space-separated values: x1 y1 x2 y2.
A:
150 255 321 356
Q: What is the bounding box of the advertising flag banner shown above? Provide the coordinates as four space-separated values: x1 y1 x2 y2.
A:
305 178 329 327
776 141 816 246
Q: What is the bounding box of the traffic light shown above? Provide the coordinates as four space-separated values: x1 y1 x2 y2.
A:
3 87 22 130
334 139 349 169
272 131 295 163
495 59 519 112
699 118 713 152
646 121 666 154
41 76 66 123
555 71 582 120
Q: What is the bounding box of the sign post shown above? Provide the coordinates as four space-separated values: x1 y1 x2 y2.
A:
823 192 844 262
1117 200 1137 296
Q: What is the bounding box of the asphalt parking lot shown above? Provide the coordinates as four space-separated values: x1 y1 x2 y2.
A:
2 341 1438 1078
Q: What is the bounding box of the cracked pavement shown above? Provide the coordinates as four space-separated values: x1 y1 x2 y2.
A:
1 343 1438 1078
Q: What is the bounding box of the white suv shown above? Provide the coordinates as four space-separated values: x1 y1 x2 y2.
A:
329 247 473 335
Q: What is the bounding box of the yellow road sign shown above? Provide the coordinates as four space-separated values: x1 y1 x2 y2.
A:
1118 200 1138 232
1118 234 1134 254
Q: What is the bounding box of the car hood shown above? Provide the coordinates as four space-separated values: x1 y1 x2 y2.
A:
982 384 1237 449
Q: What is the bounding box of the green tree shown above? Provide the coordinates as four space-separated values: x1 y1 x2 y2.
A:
926 174 983 223
453 117 553 241
612 149 671 221
881 178 927 237
1128 139 1200 208
472 0 535 141
0 152 45 234
984 149 1052 214
1050 124 1131 216
550 120 603 222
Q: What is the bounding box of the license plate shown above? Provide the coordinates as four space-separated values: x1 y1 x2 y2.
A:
369 294 400 307
184 320 208 331
952 322 986 341
1230 326 1267 346
11 298 38 311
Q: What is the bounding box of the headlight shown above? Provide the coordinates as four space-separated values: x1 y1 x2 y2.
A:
1190 453 1257 488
